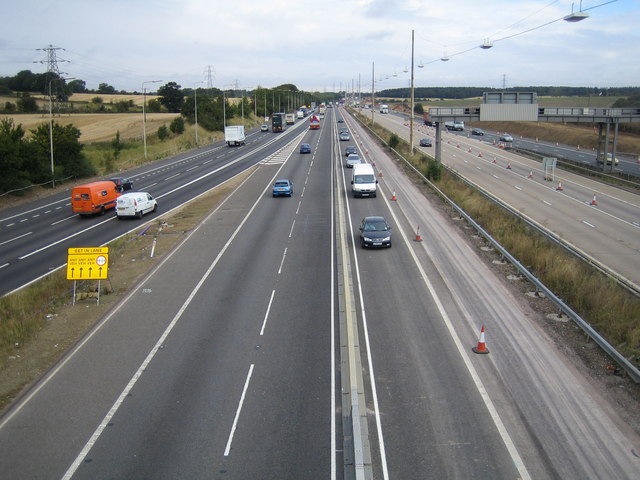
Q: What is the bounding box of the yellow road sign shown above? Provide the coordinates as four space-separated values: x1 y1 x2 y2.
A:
67 247 109 280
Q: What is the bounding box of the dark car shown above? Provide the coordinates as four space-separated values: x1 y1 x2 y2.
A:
337 118 344 123
339 132 350 141
345 145 357 156
359 216 392 248
108 177 133 192
419 138 432 147
299 143 311 154
272 179 293 197
471 128 484 136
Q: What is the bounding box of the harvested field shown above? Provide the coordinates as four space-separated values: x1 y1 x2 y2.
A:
2 113 180 143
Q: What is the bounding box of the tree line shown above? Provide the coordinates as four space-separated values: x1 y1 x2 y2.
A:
375 86 640 101
0 118 95 194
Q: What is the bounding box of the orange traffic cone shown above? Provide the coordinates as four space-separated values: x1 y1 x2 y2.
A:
590 194 598 206
506 162 512 170
528 170 533 179
414 225 423 242
391 191 397 201
472 326 490 354
378 170 383 177
492 157 497 164
478 152 483 158
556 182 563 191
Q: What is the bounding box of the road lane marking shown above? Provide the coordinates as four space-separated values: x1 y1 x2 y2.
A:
582 220 596 228
164 173 181 181
278 248 287 274
260 290 275 336
51 215 76 226
224 364 255 456
376 184 532 480
0 231 32 247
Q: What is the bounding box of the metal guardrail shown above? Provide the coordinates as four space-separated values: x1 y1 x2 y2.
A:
353 110 640 383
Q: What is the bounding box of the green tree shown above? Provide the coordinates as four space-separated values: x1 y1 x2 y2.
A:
29 122 95 182
157 125 169 141
97 83 116 94
147 98 162 113
157 82 183 113
0 118 32 193
68 79 87 93
16 92 38 113
414 103 424 115
114 100 131 112
389 133 400 149
112 131 124 160
170 116 184 134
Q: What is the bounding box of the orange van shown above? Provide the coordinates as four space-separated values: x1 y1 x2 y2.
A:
71 181 121 216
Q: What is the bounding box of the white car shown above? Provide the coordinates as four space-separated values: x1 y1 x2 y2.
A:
115 192 157 219
500 133 514 142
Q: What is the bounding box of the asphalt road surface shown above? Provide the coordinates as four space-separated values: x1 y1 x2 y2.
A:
0 107 638 479
372 110 640 292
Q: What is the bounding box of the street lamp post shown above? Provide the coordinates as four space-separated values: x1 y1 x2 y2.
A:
142 80 162 158
48 76 74 188
194 81 204 146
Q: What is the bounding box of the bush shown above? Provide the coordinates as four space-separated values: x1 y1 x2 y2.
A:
389 133 400 149
157 125 169 141
170 117 185 135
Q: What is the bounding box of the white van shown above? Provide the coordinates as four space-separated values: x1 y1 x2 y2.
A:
351 163 377 198
115 192 157 219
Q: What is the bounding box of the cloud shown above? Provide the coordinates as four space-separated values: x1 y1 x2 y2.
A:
1 0 637 91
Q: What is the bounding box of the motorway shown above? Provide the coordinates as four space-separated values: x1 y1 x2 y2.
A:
370 110 640 292
0 121 309 296
0 107 639 479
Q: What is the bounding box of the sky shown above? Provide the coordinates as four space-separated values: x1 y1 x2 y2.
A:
1 0 638 93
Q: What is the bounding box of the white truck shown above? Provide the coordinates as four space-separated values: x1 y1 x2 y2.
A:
285 113 296 125
444 121 464 131
380 104 389 114
351 163 377 198
224 125 245 146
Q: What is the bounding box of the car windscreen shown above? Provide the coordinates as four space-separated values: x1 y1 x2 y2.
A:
354 174 375 183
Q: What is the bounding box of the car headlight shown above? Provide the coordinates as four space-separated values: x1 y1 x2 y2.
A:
382 236 391 242
363 236 374 242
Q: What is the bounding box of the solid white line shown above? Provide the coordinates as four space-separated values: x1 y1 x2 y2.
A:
330 128 337 480
0 231 32 247
379 185 532 480
19 216 116 259
260 290 275 336
224 364 254 456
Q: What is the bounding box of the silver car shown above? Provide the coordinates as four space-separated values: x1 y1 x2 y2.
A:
346 154 362 168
